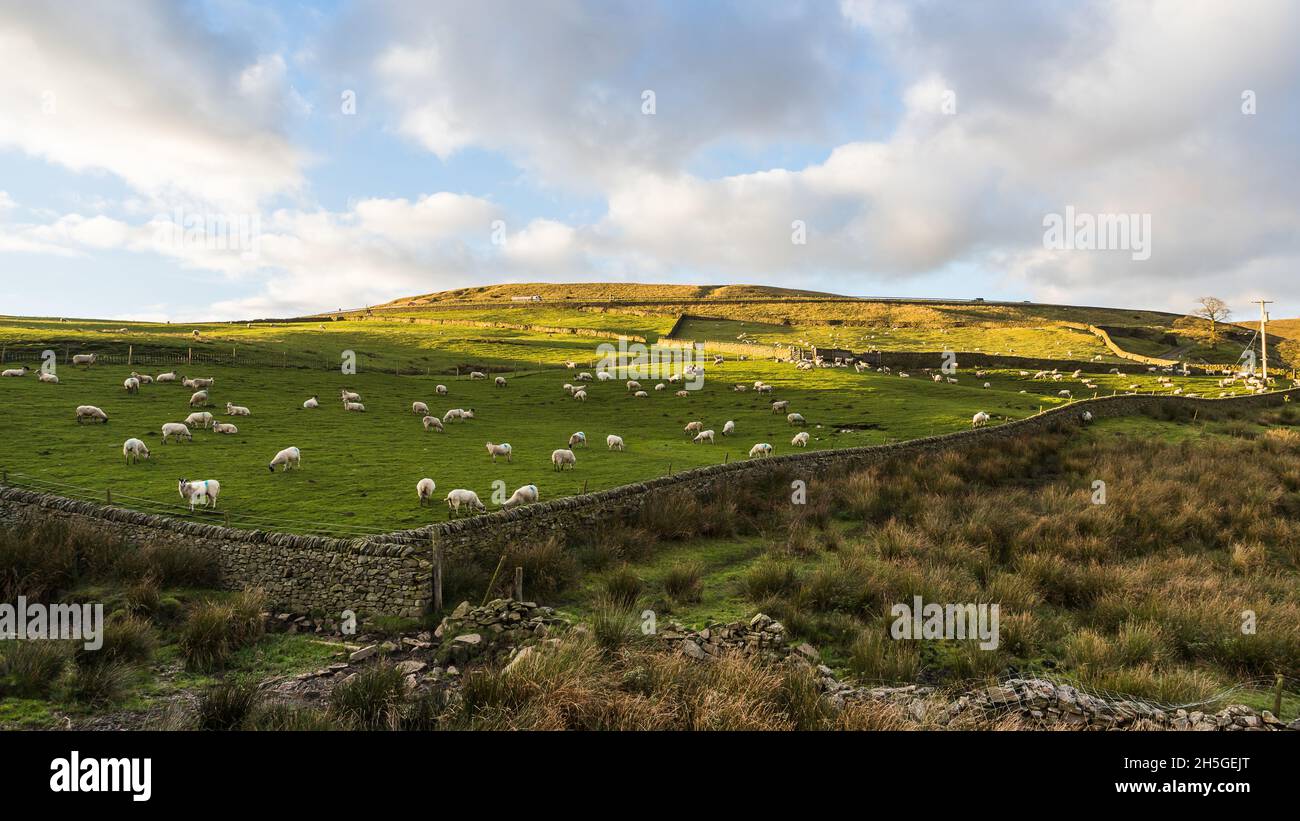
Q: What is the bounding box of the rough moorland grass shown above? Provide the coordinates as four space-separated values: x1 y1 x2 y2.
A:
178 589 267 672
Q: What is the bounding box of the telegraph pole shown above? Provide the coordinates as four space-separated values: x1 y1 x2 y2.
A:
1253 299 1272 381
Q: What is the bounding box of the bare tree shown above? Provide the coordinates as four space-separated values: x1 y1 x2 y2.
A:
1192 297 1231 348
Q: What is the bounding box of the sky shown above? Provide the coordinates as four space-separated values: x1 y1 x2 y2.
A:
0 0 1296 322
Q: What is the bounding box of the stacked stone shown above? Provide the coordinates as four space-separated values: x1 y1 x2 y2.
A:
659 613 801 662
434 599 564 663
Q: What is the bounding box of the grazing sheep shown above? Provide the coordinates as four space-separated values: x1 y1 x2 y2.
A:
568 431 586 448
412 401 430 415
469 371 487 380
123 438 150 464
932 374 943 383
188 390 209 408
787 412 806 426
225 402 251 416
211 422 238 435
552 448 577 470
131 372 153 385
563 383 574 394
422 415 444 432
184 377 215 389
2 366 29 377
269 446 302 472
38 371 58 384
178 478 220 511
577 372 592 381
436 384 448 395
185 411 213 429
972 411 991 428
443 408 467 423
343 401 366 412
674 390 689 398
502 484 539 509
303 396 319 409
722 420 735 436
75 405 109 424
161 422 192 443
633 390 649 398
597 371 613 381
1058 390 1072 399
495 376 507 387
733 384 748 392
156 372 177 382
573 389 587 402
791 431 810 447
340 389 361 403
655 383 666 391
684 421 704 435
1081 411 1094 423
748 443 773 458
983 382 991 389
756 384 774 394
565 361 577 369
606 434 625 451
626 380 641 392
692 429 715 444
445 488 486 517
485 442 513 462
771 400 789 414
71 353 96 367
417 478 437 506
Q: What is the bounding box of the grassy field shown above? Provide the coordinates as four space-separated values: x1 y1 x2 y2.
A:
0 307 1257 535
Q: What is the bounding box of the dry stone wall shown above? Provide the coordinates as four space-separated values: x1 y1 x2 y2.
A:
1 389 1295 618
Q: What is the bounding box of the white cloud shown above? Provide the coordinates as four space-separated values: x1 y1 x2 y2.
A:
0 1 306 210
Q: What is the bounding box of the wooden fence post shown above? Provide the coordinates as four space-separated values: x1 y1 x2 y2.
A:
482 554 507 606
514 566 524 601
432 540 444 614
106 488 112 505
1273 675 1284 719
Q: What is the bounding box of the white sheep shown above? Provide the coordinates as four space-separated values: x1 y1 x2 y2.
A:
983 382 991 389
675 390 689 398
502 484 539 509
269 446 301 472
597 371 613 381
748 443 774 458
443 408 472 422
563 383 574 394
692 429 715 444
573 389 588 402
626 380 641 392
185 411 213 429
485 442 513 463
303 395 319 409
2 366 29 377
344 401 366 412
156 372 177 382
225 402 251 416
75 405 109 424
417 478 437 506
131 372 153 385
606 434 625 451
184 376 215 389
1081 411 1094 423
412 401 430 415
188 390 209 408
38 371 58 384
791 431 810 447
436 384 448 395
684 421 703 435
552 448 577 470
771 400 789 414
445 488 486 517
655 383 666 391
495 376 507 387
469 371 487 380
722 420 735 436
178 478 220 511
633 390 649 398
212 422 238 435
123 438 150 464
1058 390 1072 399
71 353 97 367
787 412 806 426
340 389 361 403
972 411 991 428
568 431 586 448
161 422 192 443
423 415 444 432
577 372 593 381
